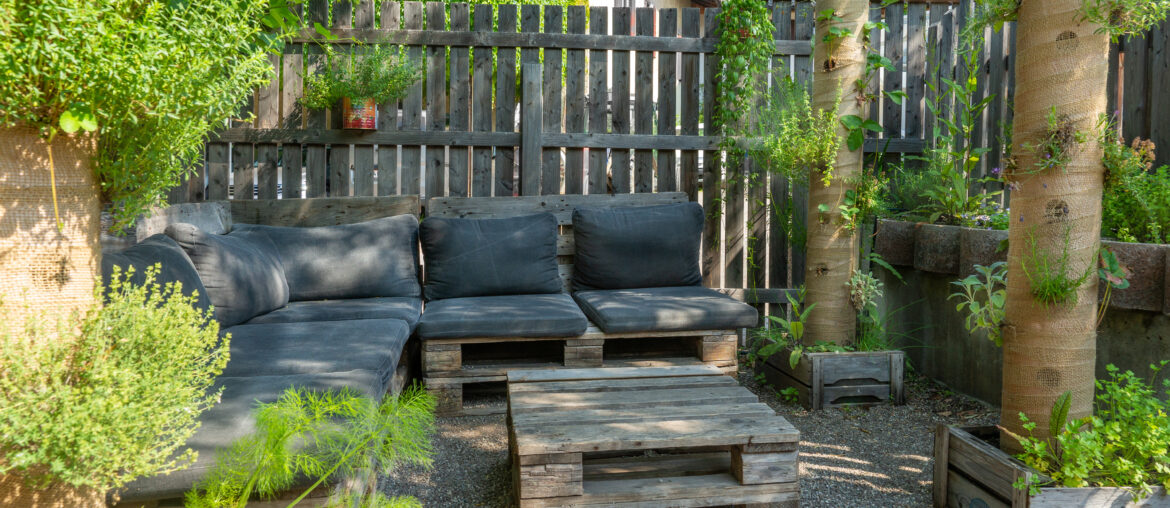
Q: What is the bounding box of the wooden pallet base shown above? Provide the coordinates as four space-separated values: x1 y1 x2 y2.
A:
759 348 904 410
424 328 739 416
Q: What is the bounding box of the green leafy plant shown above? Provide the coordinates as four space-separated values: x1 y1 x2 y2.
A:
1097 247 1132 326
885 164 935 214
1101 121 1170 244
751 74 841 187
714 0 774 145
1017 107 1088 174
302 44 420 110
1006 363 1170 500
0 266 228 494
777 386 800 405
1022 227 1093 308
950 261 1008 346
753 287 816 369
0 0 302 231
186 386 436 508
816 9 853 71
1080 0 1170 41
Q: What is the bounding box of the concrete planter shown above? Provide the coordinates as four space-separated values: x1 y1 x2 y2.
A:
874 219 917 267
959 228 1009 278
1102 241 1168 313
914 223 962 274
933 425 1170 507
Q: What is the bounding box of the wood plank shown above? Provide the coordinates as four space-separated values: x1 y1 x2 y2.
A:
229 195 420 227
509 374 737 394
946 469 1010 508
495 4 518 197
448 3 471 197
1149 23 1170 170
582 452 730 482
933 424 950 508
520 62 543 196
206 143 230 200
1122 34 1150 143
426 192 687 222
470 4 493 197
867 5 881 131
329 0 353 129
281 28 304 199
232 143 254 200
822 384 891 406
401 2 424 196
256 144 280 199
507 364 723 383
353 145 375 196
701 7 721 288
656 8 678 192
425 1 446 199
905 3 927 139
633 7 654 193
509 386 758 412
766 4 791 298
1032 487 1170 507
587 7 610 195
924 5 942 147
731 448 798 485
512 403 774 428
328 143 350 197
518 452 583 499
514 415 799 456
564 6 587 195
947 426 1030 501
541 6 564 196
679 8 701 201
610 7 632 194
820 353 892 384
522 474 798 508
302 0 329 198
883 2 905 139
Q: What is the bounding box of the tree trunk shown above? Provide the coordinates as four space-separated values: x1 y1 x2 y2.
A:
0 467 105 508
1000 1 1108 451
0 125 102 328
805 0 867 346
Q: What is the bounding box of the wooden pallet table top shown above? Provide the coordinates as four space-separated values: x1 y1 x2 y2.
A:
506 365 801 507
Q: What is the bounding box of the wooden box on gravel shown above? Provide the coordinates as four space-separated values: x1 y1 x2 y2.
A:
760 349 905 410
933 425 1170 508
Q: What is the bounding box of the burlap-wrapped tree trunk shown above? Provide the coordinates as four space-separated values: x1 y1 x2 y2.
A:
1000 1 1108 451
804 0 867 346
0 467 105 508
0 126 101 327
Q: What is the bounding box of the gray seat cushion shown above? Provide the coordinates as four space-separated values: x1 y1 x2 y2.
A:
233 215 421 301
420 213 560 300
417 294 588 339
220 319 411 382
115 371 383 502
573 286 758 333
100 234 212 313
245 297 423 329
165 223 289 327
572 202 704 290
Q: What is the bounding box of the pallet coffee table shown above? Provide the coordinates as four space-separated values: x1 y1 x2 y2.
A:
506 365 800 507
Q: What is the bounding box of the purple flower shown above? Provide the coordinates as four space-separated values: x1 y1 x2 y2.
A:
990 167 1002 178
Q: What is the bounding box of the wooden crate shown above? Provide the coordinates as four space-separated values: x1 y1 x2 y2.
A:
424 328 738 416
759 348 905 410
507 365 800 507
933 425 1170 507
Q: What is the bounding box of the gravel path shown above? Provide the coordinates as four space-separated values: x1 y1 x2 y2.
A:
380 371 997 508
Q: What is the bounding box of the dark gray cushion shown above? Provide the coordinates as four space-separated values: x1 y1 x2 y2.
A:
245 297 423 329
417 294 588 339
572 202 704 290
233 216 421 301
100 234 212 314
420 213 560 300
165 223 289 327
116 371 383 502
573 286 758 333
220 319 411 381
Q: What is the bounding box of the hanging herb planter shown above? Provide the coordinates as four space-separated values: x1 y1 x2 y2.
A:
303 44 419 129
342 96 377 130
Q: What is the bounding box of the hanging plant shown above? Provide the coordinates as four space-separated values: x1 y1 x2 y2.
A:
713 0 774 149
303 44 420 130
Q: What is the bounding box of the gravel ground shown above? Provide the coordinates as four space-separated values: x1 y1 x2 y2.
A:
380 370 998 508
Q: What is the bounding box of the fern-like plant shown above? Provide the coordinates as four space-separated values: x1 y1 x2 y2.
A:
185 386 436 508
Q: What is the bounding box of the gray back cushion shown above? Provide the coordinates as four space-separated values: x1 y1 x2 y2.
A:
165 223 289 327
572 202 704 290
233 215 421 301
100 234 212 314
420 213 560 300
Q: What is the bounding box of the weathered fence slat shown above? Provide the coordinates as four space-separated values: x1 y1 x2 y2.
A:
377 2 400 197
564 6 587 195
679 7 701 201
495 4 518 197
769 4 792 297
610 7 632 195
448 3 471 197
472 4 494 197
541 6 564 196
883 2 905 140
521 63 543 195
400 2 424 197
426 1 447 199
700 7 720 288
232 143 255 200
633 7 654 193
588 7 610 195
656 8 678 193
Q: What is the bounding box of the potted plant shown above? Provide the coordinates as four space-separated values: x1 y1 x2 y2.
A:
302 44 419 130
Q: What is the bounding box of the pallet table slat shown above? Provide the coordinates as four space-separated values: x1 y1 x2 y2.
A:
512 402 774 427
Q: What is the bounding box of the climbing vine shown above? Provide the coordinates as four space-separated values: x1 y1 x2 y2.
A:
713 0 774 149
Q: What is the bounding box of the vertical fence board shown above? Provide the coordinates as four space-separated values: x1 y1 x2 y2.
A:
1149 23 1170 169
656 8 678 192
495 5 518 197
330 0 353 130
256 52 280 200
610 7 633 194
303 0 328 198
984 21 1006 197
791 2 813 288
541 6 564 195
426 2 447 199
564 6 587 195
401 2 424 197
257 145 280 199
519 5 541 195
377 0 401 196
769 3 792 295
448 3 471 197
207 143 230 200
521 62 543 195
937 7 956 142
328 145 350 197
701 8 721 288
185 148 207 202
867 5 882 130
634 7 655 193
905 4 927 140
282 24 304 199
883 3 905 139
472 4 494 197
352 1 376 198
924 5 942 143
232 143 255 200
588 7 610 194
1122 35 1150 143
679 7 701 201
968 23 989 194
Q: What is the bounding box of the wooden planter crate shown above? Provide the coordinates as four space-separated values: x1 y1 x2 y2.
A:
933 425 1170 507
759 349 905 410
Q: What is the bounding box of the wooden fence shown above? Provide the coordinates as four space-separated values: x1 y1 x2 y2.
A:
173 1 1169 314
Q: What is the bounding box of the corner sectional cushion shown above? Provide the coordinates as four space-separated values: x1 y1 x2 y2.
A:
220 319 411 381
572 202 704 290
245 297 423 329
233 215 421 301
116 371 382 502
420 213 560 300
100 234 212 313
164 223 289 327
417 294 588 339
572 286 758 333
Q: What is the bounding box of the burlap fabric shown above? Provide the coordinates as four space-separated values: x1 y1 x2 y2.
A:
1000 1 1108 452
0 467 105 508
0 126 101 327
804 0 867 346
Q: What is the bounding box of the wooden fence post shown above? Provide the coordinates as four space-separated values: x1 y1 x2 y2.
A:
521 63 543 196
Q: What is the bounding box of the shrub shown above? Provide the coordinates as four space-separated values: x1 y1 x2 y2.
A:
0 266 228 493
750 75 840 187
1101 133 1169 244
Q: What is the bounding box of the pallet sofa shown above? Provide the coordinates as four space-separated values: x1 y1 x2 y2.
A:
419 193 759 416
106 197 423 506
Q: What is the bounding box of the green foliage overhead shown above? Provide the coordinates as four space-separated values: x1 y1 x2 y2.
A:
0 0 293 231
0 266 228 492
186 386 436 508
302 45 420 109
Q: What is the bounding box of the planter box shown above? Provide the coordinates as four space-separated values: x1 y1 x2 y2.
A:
932 425 1170 507
760 349 905 410
914 223 962 274
875 219 918 267
1101 241 1168 313
959 228 1009 278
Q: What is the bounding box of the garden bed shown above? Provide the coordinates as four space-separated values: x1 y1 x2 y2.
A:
757 348 905 410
